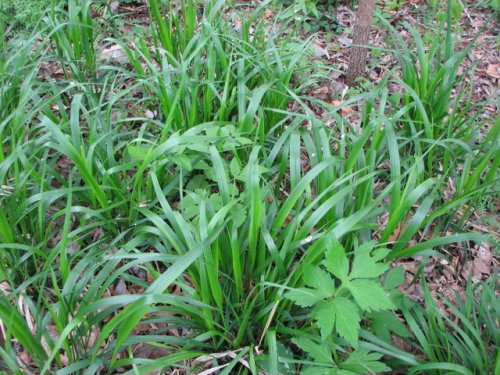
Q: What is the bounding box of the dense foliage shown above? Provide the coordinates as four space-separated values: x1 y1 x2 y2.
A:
0 0 498 373
0 0 53 28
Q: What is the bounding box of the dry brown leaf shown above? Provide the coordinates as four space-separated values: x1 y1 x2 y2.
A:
112 279 128 296
338 35 352 46
388 224 402 243
110 1 119 13
472 244 493 278
101 44 128 64
311 86 330 100
331 100 354 116
18 349 37 374
91 227 105 241
461 260 473 280
88 326 99 348
485 64 500 79
264 9 274 19
312 42 330 58
0 281 11 296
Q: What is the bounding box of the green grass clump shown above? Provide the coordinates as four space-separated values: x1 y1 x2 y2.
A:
402 277 500 374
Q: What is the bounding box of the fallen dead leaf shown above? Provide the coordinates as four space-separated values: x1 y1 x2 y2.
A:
264 9 274 19
110 1 119 13
17 349 37 374
311 86 330 100
91 227 105 241
338 35 352 46
101 44 128 64
0 281 11 296
485 64 500 80
312 42 330 58
461 260 473 281
331 100 354 116
472 243 492 278
133 343 172 360
112 279 128 295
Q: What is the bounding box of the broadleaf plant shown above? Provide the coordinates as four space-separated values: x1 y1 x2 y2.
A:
286 239 395 347
292 336 392 375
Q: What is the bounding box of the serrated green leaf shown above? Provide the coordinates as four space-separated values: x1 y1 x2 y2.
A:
313 301 336 340
209 193 222 210
286 287 328 307
337 370 359 375
236 136 253 145
324 239 349 281
205 167 218 182
229 203 246 228
303 265 335 297
292 337 332 364
383 266 405 289
314 297 360 346
185 174 209 191
179 194 199 219
187 142 210 153
192 160 211 170
347 280 395 312
229 157 241 177
170 155 192 171
302 367 338 375
349 242 390 280
340 349 391 374
238 164 269 182
332 297 360 347
206 127 220 138
272 341 297 375
125 144 152 161
370 310 412 343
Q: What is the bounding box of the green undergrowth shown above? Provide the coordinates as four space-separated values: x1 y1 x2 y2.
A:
0 0 55 30
0 0 498 373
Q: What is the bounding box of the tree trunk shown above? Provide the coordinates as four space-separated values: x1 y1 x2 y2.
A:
345 0 375 87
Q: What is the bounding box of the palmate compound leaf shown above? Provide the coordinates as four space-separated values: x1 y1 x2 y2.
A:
313 297 360 347
346 279 395 312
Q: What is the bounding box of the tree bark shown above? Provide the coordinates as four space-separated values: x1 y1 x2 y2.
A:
345 0 376 87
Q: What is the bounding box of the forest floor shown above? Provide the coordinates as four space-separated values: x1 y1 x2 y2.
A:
92 0 499 306
2 0 499 373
